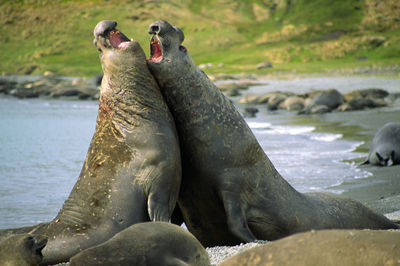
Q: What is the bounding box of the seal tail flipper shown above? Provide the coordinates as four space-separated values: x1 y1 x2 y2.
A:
220 191 257 243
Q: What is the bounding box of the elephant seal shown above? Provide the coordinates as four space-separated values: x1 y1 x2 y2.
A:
69 222 210 266
147 20 398 247
220 229 400 266
0 21 181 264
0 234 47 266
364 122 400 166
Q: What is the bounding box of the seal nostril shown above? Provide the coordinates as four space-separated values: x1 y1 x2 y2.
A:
151 25 160 33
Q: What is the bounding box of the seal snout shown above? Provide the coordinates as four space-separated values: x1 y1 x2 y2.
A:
148 24 161 35
94 20 130 51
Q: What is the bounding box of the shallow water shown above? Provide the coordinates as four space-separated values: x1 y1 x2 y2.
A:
246 76 400 94
0 94 376 229
0 97 97 228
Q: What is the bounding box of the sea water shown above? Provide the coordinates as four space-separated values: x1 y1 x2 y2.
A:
0 96 371 229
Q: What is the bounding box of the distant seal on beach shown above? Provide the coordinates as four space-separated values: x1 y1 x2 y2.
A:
69 222 210 266
364 122 400 166
0 21 181 264
0 234 47 266
147 20 399 247
220 229 400 266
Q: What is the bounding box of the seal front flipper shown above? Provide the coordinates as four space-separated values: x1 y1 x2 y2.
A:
220 191 257 243
148 192 170 222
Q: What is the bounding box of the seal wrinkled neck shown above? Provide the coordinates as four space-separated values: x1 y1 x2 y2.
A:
93 20 165 125
93 21 150 96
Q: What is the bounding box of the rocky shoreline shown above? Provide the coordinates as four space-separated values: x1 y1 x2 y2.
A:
2 74 399 118
0 73 101 101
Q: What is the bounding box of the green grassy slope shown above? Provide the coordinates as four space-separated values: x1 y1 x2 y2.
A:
0 0 399 77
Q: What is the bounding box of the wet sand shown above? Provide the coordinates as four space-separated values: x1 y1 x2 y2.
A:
318 106 400 217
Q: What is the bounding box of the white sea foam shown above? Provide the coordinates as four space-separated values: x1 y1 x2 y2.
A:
255 125 315 135
247 121 272 129
310 133 342 142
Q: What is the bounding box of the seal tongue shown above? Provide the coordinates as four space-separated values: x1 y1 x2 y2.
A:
150 38 163 63
110 30 130 49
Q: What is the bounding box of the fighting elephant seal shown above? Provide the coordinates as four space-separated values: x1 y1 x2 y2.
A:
220 229 400 266
0 234 47 266
147 20 398 247
69 222 210 266
0 21 181 264
364 122 400 166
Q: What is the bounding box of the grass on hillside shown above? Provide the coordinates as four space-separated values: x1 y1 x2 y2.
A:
0 0 399 77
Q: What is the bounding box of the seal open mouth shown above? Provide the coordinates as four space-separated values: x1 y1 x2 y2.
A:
150 36 163 63
93 21 132 55
110 30 130 50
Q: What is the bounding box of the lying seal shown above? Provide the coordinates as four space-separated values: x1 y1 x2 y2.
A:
364 122 400 166
220 229 400 266
147 20 398 247
0 21 181 264
69 222 210 266
0 234 47 266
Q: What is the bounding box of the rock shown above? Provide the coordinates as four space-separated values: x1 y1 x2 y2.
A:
337 97 387 111
267 93 289 110
308 89 344 110
239 94 271 104
243 107 259 118
299 104 331 115
0 79 17 94
279 96 305 111
226 89 241 97
343 88 389 101
217 83 249 92
256 61 273 69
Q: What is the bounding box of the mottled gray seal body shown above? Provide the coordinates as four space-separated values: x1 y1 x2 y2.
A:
220 230 400 266
0 21 181 264
69 222 210 266
147 20 398 247
0 234 47 266
365 122 400 166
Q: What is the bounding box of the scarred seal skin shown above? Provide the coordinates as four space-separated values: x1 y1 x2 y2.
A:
69 222 210 266
0 234 47 266
220 229 400 266
0 21 181 264
364 122 400 166
147 20 399 247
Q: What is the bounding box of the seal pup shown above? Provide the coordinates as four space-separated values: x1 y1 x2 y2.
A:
0 234 47 266
220 229 400 266
0 21 181 264
364 122 400 166
147 20 398 247
69 222 210 266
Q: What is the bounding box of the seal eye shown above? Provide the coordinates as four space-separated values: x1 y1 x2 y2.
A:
179 45 187 53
